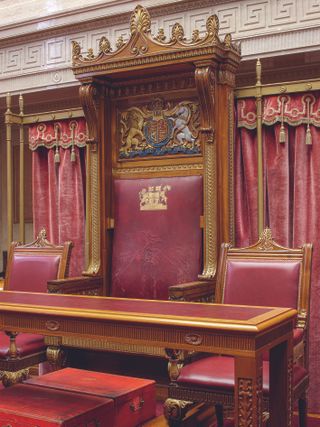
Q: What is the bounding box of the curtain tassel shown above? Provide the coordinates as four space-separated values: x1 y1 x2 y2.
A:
54 145 60 163
279 96 286 143
305 125 312 145
279 123 286 143
71 146 76 162
305 97 312 145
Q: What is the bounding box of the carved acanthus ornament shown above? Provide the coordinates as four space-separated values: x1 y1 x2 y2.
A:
72 5 240 74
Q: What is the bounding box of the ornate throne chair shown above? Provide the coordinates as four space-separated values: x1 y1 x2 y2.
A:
166 228 312 427
0 228 72 386
64 4 241 363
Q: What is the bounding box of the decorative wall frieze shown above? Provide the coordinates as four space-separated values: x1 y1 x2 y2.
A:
0 0 320 96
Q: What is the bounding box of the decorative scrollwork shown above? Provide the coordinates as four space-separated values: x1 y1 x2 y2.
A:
45 320 60 331
155 28 166 42
1 369 29 388
99 36 112 54
164 398 194 422
116 36 125 50
192 29 200 43
47 346 67 369
238 378 254 426
130 4 151 35
258 228 274 250
184 333 203 345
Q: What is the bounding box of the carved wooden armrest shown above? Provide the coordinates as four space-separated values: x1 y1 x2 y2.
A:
168 280 214 302
47 276 103 296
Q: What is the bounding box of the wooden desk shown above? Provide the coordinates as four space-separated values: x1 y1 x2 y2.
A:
0 291 296 427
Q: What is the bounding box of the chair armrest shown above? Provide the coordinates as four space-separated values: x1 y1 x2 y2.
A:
47 276 103 296
168 280 214 302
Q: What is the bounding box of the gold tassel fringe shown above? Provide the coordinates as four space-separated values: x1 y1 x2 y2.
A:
71 147 76 162
54 146 60 163
279 124 286 143
305 126 312 145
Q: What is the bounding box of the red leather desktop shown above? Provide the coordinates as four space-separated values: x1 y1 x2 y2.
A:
111 176 203 300
0 384 114 426
26 368 156 427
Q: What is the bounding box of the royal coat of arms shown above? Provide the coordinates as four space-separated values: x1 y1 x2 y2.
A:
119 98 200 158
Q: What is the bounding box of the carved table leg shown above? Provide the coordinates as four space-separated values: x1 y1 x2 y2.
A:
164 398 194 426
269 335 293 427
234 353 263 427
46 346 67 370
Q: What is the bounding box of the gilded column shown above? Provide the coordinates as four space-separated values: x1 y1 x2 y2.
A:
195 62 217 280
79 83 101 275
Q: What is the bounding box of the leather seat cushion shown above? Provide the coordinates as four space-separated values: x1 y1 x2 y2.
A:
177 355 307 392
0 332 46 358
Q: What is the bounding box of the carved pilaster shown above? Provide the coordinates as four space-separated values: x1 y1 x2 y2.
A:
195 63 217 280
79 83 101 275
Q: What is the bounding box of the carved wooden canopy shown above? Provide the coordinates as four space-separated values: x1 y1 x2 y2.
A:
72 4 241 79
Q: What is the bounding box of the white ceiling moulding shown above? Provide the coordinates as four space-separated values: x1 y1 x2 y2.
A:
0 0 320 96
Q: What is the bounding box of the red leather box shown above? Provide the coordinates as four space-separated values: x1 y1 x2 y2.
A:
0 383 114 426
25 368 156 427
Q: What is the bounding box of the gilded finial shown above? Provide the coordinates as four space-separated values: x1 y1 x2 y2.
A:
258 228 274 250
155 28 166 42
256 58 262 86
99 36 112 54
130 4 151 35
71 41 81 60
171 23 184 42
206 15 219 37
224 33 232 48
6 92 12 113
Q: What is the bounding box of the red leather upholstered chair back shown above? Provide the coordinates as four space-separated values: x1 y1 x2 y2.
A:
111 176 203 300
4 228 72 293
215 229 312 329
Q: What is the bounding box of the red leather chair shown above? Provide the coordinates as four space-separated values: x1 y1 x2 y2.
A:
166 229 312 427
111 176 205 301
0 228 72 386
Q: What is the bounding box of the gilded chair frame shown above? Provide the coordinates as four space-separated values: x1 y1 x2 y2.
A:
0 228 72 386
167 228 312 425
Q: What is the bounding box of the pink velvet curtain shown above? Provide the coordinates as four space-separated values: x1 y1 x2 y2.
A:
235 94 320 412
30 119 87 277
